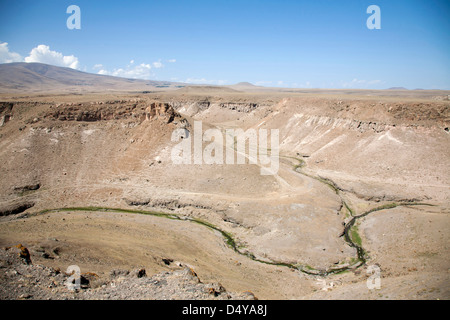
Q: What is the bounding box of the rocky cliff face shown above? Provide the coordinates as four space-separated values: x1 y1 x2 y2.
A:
219 102 259 113
28 100 187 125
0 102 14 127
0 244 256 300
169 95 449 202
0 91 449 300
145 102 176 123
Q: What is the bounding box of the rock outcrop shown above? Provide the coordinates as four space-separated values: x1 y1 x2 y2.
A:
145 102 176 123
0 246 256 300
39 101 186 126
0 102 14 127
220 102 259 113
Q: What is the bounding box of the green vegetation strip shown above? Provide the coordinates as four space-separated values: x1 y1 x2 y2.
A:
33 206 327 275
289 157 433 274
31 158 433 277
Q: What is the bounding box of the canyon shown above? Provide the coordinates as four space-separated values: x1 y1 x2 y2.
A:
0 64 449 300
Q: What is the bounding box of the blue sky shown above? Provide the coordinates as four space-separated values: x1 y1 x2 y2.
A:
0 0 449 89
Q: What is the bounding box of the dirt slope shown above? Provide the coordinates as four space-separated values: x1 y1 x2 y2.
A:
0 88 449 300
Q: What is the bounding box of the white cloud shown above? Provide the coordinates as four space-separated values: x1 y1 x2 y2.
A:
185 78 228 85
185 78 206 84
0 42 22 63
367 79 382 85
97 57 173 79
1 42 81 70
152 61 163 68
341 78 383 88
24 44 79 69
291 81 312 88
98 63 153 79
254 81 272 86
1 41 177 81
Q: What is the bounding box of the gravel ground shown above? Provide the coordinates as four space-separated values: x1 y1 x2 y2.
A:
0 245 256 300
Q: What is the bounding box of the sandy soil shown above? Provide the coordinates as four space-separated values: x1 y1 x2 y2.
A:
0 87 449 299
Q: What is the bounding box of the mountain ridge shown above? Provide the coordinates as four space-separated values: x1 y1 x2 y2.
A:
0 62 185 93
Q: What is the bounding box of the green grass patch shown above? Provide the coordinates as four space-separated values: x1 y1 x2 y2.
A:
190 218 237 250
333 269 350 275
350 224 362 247
343 201 354 217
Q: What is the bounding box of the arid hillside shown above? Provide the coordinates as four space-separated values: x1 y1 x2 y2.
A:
0 79 449 299
0 63 186 93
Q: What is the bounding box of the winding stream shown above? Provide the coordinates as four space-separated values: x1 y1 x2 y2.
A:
290 157 432 275
30 156 431 277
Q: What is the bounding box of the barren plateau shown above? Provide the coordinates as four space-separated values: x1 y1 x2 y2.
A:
0 64 449 300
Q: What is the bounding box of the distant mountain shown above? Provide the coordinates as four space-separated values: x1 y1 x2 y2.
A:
387 87 408 90
0 62 185 93
226 81 264 91
234 82 256 87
